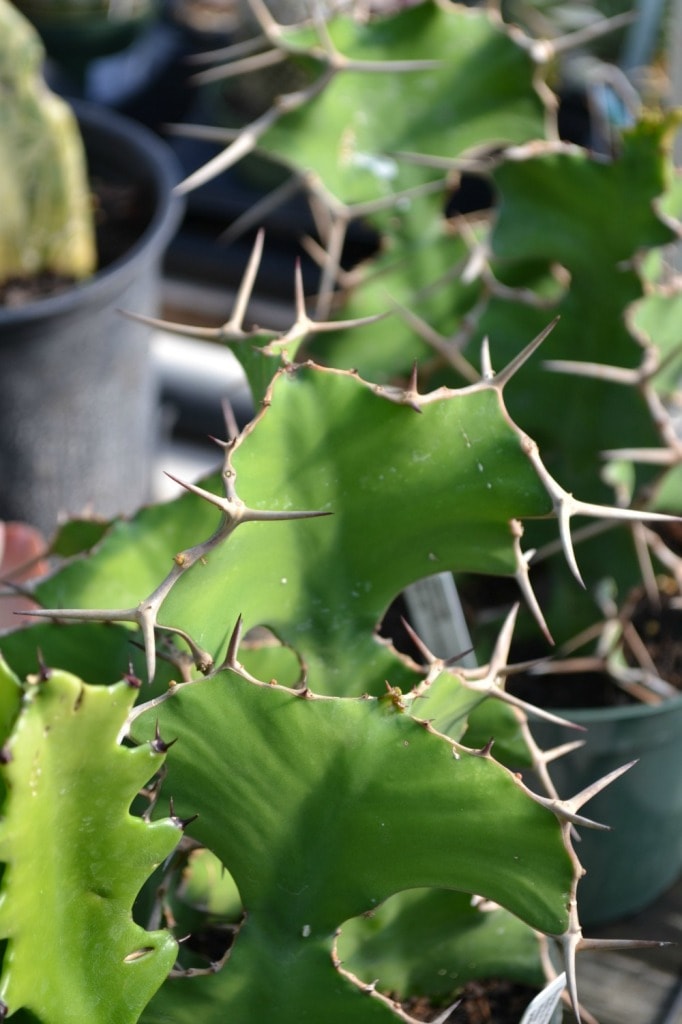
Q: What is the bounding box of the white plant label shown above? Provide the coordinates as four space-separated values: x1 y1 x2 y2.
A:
519 972 566 1024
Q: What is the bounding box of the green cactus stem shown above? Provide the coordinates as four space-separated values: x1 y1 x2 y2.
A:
0 669 179 1023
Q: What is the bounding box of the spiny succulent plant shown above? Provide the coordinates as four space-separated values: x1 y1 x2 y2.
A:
163 0 682 652
0 0 680 1021
0 0 96 285
0 298 672 1021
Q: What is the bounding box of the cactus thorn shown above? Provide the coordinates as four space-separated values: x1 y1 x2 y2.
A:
429 1001 462 1024
399 616 438 665
209 434 232 451
443 645 476 668
169 797 198 831
511 521 554 644
480 336 493 380
163 472 227 513
544 739 586 763
568 760 638 815
226 615 244 667
401 362 423 413
408 361 418 393
31 647 51 683
0 745 12 764
487 317 560 390
220 397 241 443
561 927 583 1024
578 937 675 953
38 648 52 681
123 663 143 689
474 737 495 757
151 720 177 755
241 505 333 524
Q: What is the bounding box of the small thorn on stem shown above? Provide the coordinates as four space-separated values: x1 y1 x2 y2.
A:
36 648 52 683
226 614 244 667
124 663 143 689
221 398 240 442
151 720 178 754
169 797 198 831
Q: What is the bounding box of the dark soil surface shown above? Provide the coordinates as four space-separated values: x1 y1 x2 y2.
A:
0 178 145 307
506 584 682 711
627 586 682 690
403 979 543 1023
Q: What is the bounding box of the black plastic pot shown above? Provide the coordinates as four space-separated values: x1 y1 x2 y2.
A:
0 101 184 537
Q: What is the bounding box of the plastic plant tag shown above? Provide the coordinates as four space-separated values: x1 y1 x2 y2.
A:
519 973 566 1024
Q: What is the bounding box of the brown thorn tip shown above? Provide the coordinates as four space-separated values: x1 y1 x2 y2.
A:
124 663 143 689
226 615 244 665
36 648 52 683
176 812 199 831
169 797 198 830
151 720 178 754
444 646 475 668
399 616 435 663
208 434 230 450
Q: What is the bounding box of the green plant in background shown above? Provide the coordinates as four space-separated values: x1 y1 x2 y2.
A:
177 0 682 654
0 0 680 1021
0 0 96 284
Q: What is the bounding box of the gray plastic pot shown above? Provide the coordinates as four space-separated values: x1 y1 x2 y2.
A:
0 101 184 537
531 692 682 926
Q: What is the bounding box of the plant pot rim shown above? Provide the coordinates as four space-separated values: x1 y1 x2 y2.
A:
0 99 183 328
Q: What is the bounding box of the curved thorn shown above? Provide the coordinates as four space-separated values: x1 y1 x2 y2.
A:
557 499 585 588
512 522 554 644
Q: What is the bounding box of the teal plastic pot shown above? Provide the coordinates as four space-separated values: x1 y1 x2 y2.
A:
0 102 183 537
531 693 682 926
